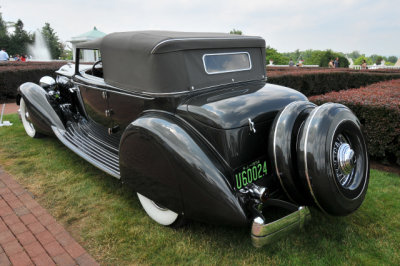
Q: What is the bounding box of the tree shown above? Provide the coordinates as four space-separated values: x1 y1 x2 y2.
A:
282 49 304 62
347 51 362 60
302 50 349 67
293 49 301 61
265 46 290 65
41 22 63 59
300 49 314 62
59 42 72 60
304 50 325 65
354 56 372 65
387 56 398 64
9 19 32 55
369 54 387 64
375 55 384 65
0 7 10 51
229 29 242 35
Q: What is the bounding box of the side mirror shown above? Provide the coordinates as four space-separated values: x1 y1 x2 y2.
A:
39 76 56 88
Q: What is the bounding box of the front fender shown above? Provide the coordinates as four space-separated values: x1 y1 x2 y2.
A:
119 112 248 226
18 82 65 135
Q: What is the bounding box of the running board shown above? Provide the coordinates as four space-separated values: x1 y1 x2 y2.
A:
52 123 120 179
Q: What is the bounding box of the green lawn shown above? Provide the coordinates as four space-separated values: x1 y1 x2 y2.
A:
1 114 399 265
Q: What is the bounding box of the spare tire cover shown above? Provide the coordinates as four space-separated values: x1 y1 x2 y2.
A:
297 103 369 216
268 101 316 205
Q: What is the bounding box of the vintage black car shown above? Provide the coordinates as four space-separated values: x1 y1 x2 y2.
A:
17 31 369 247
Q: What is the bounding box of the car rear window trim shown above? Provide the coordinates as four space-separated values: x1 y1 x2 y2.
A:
202 52 252 75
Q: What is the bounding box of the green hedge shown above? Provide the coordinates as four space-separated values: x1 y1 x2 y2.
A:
268 72 400 96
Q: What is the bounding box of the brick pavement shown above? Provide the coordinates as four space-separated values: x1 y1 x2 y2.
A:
0 102 19 115
0 168 98 266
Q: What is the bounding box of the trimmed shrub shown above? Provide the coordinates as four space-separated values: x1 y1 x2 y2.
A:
267 67 400 96
309 80 400 165
318 51 349 68
0 61 65 100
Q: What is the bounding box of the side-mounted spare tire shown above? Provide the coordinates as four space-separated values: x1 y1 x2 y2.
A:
268 101 316 205
269 101 369 216
296 103 369 216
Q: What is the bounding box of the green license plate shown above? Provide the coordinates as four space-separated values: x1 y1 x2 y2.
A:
234 157 268 190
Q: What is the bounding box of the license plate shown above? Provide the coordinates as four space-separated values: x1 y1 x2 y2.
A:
234 157 268 190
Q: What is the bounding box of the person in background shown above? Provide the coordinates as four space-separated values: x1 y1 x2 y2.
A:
20 55 26 62
361 59 367 69
328 59 334 68
334 57 339 68
0 48 9 61
14 54 21 61
289 58 294 67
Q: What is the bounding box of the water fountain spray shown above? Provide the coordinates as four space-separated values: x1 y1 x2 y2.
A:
28 30 51 60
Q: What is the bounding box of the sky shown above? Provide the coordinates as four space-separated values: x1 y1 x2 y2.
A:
1 0 399 57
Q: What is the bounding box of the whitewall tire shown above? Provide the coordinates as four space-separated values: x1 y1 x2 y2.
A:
137 193 182 226
20 98 40 138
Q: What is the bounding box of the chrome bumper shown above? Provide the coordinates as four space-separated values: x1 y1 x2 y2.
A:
251 199 311 248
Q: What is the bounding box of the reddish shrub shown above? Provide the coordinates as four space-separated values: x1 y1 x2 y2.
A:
309 79 400 165
267 66 400 76
267 67 400 97
0 61 66 100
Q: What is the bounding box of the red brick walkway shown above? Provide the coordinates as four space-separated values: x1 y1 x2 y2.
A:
0 103 19 115
0 168 98 265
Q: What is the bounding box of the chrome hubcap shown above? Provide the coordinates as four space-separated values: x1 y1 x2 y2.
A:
333 134 356 188
337 143 355 176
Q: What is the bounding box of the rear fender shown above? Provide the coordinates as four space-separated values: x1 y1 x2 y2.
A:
119 112 248 226
18 82 65 135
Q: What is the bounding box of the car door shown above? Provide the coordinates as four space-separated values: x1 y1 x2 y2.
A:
106 90 154 133
74 74 113 129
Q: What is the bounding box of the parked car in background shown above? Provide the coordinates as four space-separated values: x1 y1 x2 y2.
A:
17 31 369 247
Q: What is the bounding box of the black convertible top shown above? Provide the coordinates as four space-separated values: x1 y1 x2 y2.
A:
76 31 266 93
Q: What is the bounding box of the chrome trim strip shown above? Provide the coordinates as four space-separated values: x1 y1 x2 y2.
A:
189 78 262 92
151 36 263 54
202 52 252 75
74 81 155 100
52 126 120 179
74 86 89 118
81 72 104 83
75 72 262 97
303 104 327 213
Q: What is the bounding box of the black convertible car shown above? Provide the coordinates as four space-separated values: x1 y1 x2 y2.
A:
17 31 369 247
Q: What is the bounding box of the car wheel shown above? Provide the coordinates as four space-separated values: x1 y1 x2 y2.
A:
297 103 370 216
20 98 42 138
269 101 316 205
137 193 185 227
